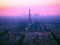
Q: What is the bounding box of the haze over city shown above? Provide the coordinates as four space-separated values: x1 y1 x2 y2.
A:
0 0 60 16
0 0 60 45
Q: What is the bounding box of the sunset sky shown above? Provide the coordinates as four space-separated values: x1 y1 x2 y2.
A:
0 0 60 16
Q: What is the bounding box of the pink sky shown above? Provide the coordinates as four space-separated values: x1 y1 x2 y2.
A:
0 0 60 16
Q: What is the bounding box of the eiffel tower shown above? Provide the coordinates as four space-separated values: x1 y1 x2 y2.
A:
25 9 32 31
28 9 32 30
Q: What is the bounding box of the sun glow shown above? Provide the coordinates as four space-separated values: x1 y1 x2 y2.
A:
0 0 59 7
